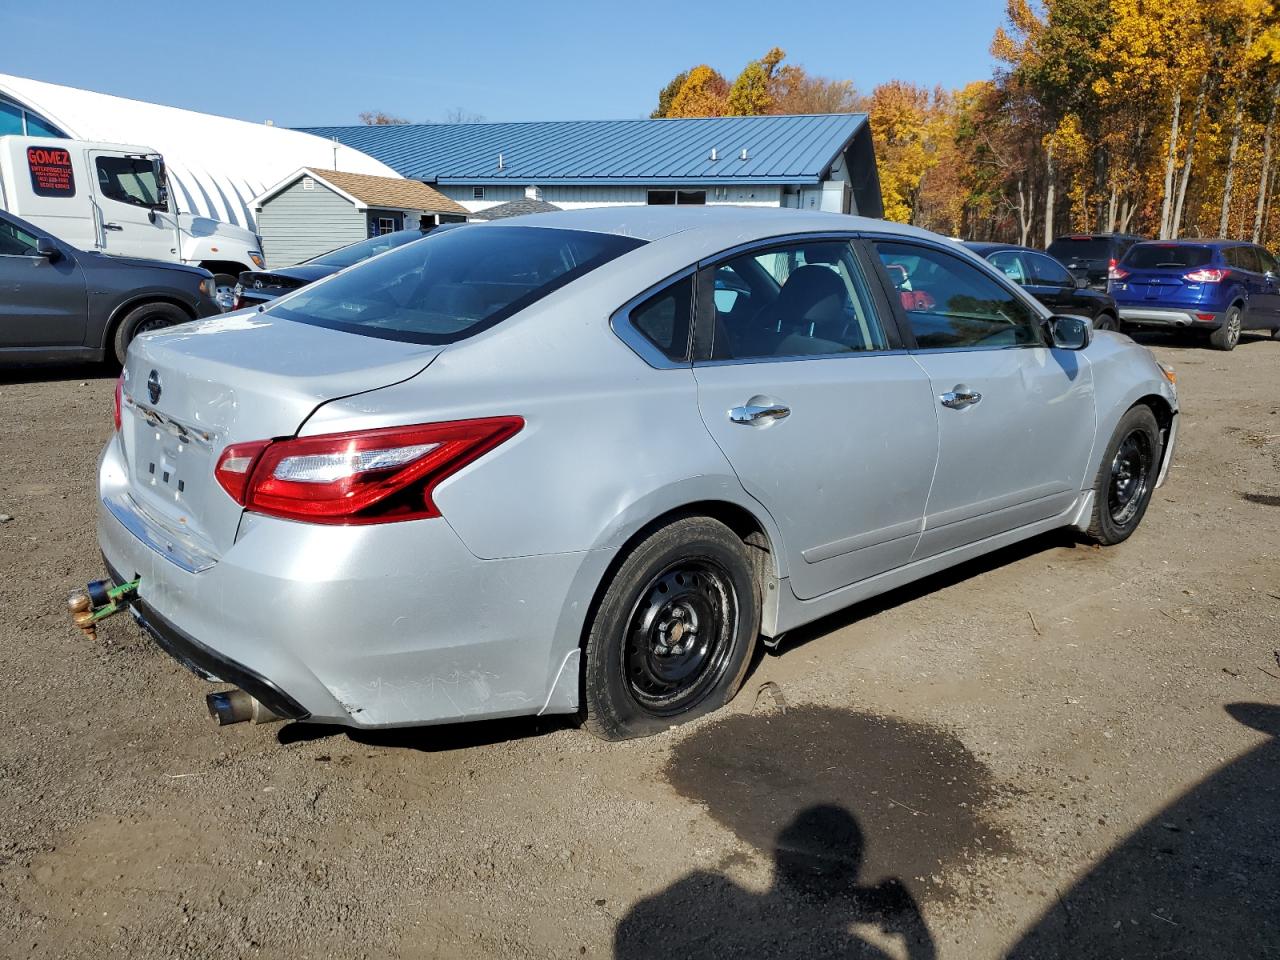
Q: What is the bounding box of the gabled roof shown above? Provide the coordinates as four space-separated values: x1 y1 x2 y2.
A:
297 114 869 186
472 198 563 220
252 167 470 216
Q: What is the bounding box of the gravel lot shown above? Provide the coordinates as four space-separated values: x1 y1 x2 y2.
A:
1 333 1277 959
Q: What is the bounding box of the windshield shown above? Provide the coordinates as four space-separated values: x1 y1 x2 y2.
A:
272 225 645 344
308 230 428 269
1122 244 1213 270
1046 237 1112 261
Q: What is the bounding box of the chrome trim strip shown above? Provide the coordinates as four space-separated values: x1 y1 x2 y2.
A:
102 492 219 574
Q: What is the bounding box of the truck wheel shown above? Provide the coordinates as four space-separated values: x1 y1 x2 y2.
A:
1209 306 1242 351
112 302 189 365
582 517 760 740
210 274 238 311
1084 405 1162 546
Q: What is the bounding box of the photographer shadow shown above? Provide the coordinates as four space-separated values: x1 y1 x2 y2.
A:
614 804 936 960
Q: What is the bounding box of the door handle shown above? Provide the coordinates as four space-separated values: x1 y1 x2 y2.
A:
102 223 123 231
729 400 791 426
939 387 982 409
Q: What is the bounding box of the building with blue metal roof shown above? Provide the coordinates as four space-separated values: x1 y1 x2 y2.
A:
299 114 882 218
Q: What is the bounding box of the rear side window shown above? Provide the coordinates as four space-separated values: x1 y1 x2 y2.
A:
1258 247 1280 275
629 275 693 362
1031 253 1074 285
273 226 645 344
1123 244 1213 270
1226 246 1260 272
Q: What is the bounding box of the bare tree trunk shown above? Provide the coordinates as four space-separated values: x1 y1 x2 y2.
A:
1172 74 1210 239
1254 81 1279 243
1160 89 1182 239
1107 184 1119 233
1043 143 1056 248
1220 94 1245 236
1119 196 1137 234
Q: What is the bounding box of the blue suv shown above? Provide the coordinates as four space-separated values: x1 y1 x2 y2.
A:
1110 240 1280 350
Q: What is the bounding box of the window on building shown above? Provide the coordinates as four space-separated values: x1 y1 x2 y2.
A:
0 99 67 138
377 217 398 235
473 187 485 200
0 101 22 137
25 113 63 138
647 189 707 206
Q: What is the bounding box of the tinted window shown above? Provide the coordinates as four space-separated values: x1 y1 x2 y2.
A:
1123 244 1213 270
706 240 887 360
273 225 644 345
1258 247 1280 275
0 101 21 136
1047 237 1112 261
0 218 38 256
876 241 1044 350
629 275 693 362
1031 253 1074 285
308 230 426 268
1227 246 1260 272
987 250 1032 285
95 156 165 210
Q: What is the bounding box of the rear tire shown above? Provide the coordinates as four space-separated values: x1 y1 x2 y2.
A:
1094 312 1117 332
112 302 190 365
1209 306 1242 351
1084 405 1162 546
582 517 760 740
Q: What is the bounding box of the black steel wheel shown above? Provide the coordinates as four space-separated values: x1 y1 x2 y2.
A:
583 516 760 740
1085 405 1162 545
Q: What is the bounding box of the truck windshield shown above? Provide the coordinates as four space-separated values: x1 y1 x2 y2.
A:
95 156 167 210
271 225 645 345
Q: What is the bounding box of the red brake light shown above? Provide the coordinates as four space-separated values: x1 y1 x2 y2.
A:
1109 261 1129 281
113 375 123 431
1184 268 1227 283
215 418 523 524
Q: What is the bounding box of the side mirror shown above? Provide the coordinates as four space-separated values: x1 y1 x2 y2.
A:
1049 314 1091 350
35 237 60 262
1075 276 1089 289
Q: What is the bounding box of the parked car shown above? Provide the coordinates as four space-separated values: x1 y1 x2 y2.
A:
1047 233 1146 290
965 242 1120 330
1 208 219 364
1110 239 1280 350
233 226 457 309
95 208 1177 741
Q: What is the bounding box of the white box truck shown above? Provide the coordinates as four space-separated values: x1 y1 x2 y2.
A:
0 136 265 308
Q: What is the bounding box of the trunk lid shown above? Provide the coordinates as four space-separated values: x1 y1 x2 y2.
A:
117 311 440 558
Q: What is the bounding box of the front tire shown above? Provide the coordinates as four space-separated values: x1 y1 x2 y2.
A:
1084 406 1162 545
112 302 190 365
1094 312 1117 333
1210 306 1242 351
583 517 760 740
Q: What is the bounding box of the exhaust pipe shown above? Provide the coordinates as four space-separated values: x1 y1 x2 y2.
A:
206 689 282 726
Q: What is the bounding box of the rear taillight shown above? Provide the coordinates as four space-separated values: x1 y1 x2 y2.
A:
1109 261 1129 281
214 417 523 524
113 375 123 431
1184 268 1228 283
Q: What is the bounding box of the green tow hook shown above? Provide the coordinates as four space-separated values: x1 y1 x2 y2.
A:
68 578 140 640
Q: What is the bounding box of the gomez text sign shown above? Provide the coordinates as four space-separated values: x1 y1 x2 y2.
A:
28 146 76 198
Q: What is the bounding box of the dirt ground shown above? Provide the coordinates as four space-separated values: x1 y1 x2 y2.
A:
1 332 1277 960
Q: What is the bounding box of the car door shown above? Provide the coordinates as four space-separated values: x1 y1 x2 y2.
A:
90 152 176 262
1028 252 1098 318
0 214 87 347
1229 245 1272 329
691 237 939 601
869 238 1096 558
1254 245 1280 326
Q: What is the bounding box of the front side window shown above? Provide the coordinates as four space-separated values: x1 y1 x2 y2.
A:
273 225 644 344
629 275 693 362
0 218 39 257
703 240 888 360
95 156 165 210
1031 253 1074 286
875 241 1044 350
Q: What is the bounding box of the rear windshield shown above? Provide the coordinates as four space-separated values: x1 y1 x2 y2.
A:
308 229 426 269
1122 244 1213 270
1046 237 1112 261
272 225 645 344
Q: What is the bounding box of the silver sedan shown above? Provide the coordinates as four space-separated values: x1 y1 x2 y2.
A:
95 207 1178 739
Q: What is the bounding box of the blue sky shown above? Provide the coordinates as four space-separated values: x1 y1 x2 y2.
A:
1 0 1004 126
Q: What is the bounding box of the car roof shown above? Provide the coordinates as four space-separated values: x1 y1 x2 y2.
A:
466 205 946 246
1129 238 1241 247
964 241 1039 256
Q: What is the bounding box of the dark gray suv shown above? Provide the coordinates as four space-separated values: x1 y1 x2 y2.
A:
0 209 220 365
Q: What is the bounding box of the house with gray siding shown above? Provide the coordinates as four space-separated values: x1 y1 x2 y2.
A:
298 114 883 219
251 167 470 266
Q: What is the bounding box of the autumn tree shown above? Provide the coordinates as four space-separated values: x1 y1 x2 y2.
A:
664 65 730 118
358 111 409 125
651 71 690 119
